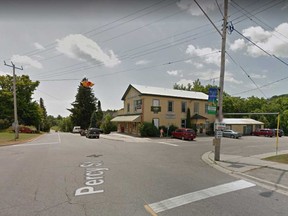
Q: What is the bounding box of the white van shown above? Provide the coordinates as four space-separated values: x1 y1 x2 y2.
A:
72 126 81 133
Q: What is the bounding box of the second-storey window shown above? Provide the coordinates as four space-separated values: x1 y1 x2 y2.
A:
127 103 130 113
168 101 174 112
194 102 199 113
181 101 187 113
205 103 208 114
153 99 160 106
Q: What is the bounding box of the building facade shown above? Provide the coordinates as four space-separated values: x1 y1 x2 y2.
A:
111 84 215 135
222 118 264 135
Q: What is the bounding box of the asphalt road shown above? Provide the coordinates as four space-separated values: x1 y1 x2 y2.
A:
0 132 288 216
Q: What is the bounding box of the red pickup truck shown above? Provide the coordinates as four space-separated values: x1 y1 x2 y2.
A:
252 129 274 137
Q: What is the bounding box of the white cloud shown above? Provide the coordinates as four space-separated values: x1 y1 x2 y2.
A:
11 55 43 69
176 78 195 86
186 45 221 66
184 60 204 69
230 39 245 51
0 70 8 75
34 42 45 50
56 34 121 68
135 60 150 65
177 0 219 16
189 69 242 84
243 26 272 43
193 62 204 69
167 70 182 76
250 73 267 79
239 23 288 58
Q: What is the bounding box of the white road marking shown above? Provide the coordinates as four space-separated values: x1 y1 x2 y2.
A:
57 132 62 143
147 180 255 213
157 142 178 147
12 142 59 147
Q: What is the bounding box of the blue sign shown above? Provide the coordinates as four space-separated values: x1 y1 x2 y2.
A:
208 87 218 115
208 87 218 102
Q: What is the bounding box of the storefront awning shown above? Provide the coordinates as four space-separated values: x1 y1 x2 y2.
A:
111 115 141 122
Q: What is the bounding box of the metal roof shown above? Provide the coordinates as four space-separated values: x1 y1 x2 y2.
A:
223 118 264 125
126 84 208 100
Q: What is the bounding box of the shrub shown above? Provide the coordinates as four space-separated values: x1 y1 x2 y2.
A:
167 124 178 136
140 122 159 137
100 114 117 134
0 119 10 130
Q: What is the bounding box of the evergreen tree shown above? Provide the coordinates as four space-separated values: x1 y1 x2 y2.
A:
90 111 97 128
95 101 103 128
186 108 192 128
68 79 97 130
39 98 50 132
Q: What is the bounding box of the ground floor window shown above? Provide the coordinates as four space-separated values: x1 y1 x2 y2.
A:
153 118 159 128
181 119 186 128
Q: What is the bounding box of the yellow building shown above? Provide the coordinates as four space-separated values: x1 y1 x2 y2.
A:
111 84 215 136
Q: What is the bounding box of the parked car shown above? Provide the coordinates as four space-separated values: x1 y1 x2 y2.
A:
72 126 81 133
171 128 196 141
272 129 284 137
252 128 274 137
86 128 100 139
19 126 36 133
222 130 242 139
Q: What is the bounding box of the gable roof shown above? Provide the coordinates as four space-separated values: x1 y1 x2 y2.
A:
121 84 208 100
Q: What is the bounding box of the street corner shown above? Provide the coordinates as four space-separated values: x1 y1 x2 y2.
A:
201 151 234 175
201 151 265 175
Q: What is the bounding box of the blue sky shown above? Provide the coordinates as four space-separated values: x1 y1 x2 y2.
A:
0 0 288 117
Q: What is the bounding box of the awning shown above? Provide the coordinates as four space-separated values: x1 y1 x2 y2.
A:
191 114 207 120
111 115 141 122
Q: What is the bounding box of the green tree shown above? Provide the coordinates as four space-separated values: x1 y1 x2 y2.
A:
58 116 73 132
186 108 191 128
90 111 97 128
0 74 40 128
100 114 117 134
39 98 50 132
95 101 103 127
68 79 98 130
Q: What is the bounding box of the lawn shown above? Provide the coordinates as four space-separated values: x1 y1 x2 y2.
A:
263 154 288 164
0 131 42 146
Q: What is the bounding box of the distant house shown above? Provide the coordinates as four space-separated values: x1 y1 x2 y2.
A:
222 118 264 135
111 84 215 135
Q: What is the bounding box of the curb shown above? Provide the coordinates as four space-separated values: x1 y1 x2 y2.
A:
202 151 288 196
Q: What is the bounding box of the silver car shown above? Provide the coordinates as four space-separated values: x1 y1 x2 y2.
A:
222 130 242 139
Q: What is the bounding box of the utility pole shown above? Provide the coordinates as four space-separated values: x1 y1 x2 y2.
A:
4 61 23 140
214 0 228 161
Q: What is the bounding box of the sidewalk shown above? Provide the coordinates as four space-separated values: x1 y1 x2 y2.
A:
202 151 288 195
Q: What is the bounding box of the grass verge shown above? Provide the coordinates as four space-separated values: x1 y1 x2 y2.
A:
0 131 42 146
263 154 288 164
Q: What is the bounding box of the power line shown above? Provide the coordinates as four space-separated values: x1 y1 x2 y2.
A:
232 74 288 96
231 0 285 25
5 0 174 60
37 51 220 82
233 28 288 67
226 51 268 98
230 0 288 43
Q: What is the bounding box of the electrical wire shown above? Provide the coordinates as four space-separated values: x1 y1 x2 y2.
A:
226 51 268 98
233 28 288 67
38 51 220 82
